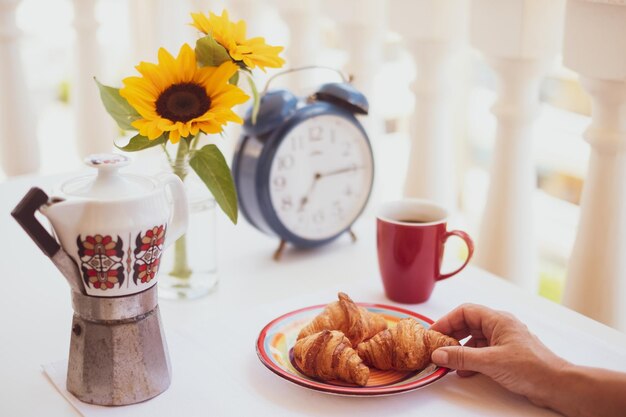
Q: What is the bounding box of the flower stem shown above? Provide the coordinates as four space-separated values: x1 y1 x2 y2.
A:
170 234 192 279
169 139 193 279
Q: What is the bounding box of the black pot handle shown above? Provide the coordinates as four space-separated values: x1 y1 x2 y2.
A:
11 187 61 258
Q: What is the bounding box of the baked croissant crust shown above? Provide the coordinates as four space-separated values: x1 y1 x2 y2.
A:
297 292 388 346
293 330 370 386
356 318 459 371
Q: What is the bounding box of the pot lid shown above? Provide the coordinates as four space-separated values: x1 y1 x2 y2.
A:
60 154 155 200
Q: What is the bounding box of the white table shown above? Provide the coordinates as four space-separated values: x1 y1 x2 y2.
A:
1 173 626 417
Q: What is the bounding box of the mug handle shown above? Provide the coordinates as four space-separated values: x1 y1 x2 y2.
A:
438 230 474 281
160 173 189 249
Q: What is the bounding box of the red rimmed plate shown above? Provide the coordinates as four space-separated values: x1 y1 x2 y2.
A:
256 303 450 396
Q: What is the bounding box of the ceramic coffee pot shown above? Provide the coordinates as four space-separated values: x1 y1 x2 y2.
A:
42 153 188 296
12 153 188 405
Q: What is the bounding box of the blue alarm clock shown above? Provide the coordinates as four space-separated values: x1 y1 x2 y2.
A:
232 81 374 259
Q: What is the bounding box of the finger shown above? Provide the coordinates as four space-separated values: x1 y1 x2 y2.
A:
441 336 487 377
430 304 502 341
456 370 477 377
431 345 495 373
463 336 489 349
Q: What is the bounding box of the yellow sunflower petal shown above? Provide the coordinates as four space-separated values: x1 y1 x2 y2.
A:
147 122 163 140
206 61 239 88
232 19 247 43
190 12 211 34
176 43 197 83
157 47 180 84
169 129 180 144
198 120 224 134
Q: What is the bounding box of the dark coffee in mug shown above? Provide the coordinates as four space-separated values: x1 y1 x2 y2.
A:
398 219 429 224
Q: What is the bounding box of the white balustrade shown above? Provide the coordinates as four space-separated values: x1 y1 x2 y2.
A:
471 0 565 291
273 0 321 91
388 0 468 210
72 0 114 157
326 0 385 102
562 0 626 332
128 0 160 63
0 0 40 176
227 0 267 37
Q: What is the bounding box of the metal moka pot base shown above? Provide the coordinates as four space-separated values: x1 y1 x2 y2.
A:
67 285 171 406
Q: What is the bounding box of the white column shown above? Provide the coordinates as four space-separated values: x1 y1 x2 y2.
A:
562 0 626 332
388 0 468 210
274 0 321 91
0 0 39 176
128 0 160 63
226 0 266 37
328 0 385 102
72 0 114 157
324 0 386 141
471 0 565 291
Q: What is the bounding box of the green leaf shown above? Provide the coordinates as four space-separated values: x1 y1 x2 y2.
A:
195 35 231 67
189 145 238 224
229 71 239 86
115 133 167 152
246 74 260 125
94 78 141 131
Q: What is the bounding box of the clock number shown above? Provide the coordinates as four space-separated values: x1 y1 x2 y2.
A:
331 201 345 219
273 176 286 190
342 141 352 157
312 210 325 224
344 185 353 196
277 154 294 170
309 126 323 142
330 129 337 143
291 136 305 151
281 196 293 211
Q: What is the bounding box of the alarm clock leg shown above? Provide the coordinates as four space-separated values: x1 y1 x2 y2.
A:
273 239 287 262
348 229 357 243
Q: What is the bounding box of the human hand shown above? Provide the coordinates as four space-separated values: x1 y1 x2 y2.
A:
429 303 569 408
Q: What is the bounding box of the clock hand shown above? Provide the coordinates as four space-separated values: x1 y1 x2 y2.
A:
318 164 364 178
297 165 365 212
298 172 322 212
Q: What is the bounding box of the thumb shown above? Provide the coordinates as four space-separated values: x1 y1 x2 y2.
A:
431 346 492 373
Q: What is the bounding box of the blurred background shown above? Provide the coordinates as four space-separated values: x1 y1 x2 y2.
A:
0 0 594 304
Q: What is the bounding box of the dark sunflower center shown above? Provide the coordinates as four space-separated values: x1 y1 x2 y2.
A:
155 83 211 122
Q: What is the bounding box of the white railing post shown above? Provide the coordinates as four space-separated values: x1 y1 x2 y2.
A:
388 0 468 210
328 0 385 102
0 0 40 176
471 0 565 291
128 0 160 63
562 0 626 332
274 0 321 91
72 0 114 157
226 0 266 37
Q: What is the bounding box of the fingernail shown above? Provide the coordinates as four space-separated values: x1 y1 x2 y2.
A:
432 349 448 365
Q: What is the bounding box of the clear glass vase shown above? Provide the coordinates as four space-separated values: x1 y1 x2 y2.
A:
159 159 218 300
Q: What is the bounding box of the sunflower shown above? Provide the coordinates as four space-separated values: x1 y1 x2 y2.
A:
120 43 249 143
190 9 285 71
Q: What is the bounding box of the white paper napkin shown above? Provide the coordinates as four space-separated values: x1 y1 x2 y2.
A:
42 331 215 417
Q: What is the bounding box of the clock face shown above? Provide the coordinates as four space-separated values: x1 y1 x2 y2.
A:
268 114 373 240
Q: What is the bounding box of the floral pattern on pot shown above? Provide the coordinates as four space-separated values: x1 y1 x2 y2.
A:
133 225 166 285
77 234 125 290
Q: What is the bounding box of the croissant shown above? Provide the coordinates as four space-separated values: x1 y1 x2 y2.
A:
357 318 459 372
293 330 370 386
297 292 387 346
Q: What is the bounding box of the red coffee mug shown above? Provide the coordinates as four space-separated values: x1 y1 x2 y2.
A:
377 199 474 304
